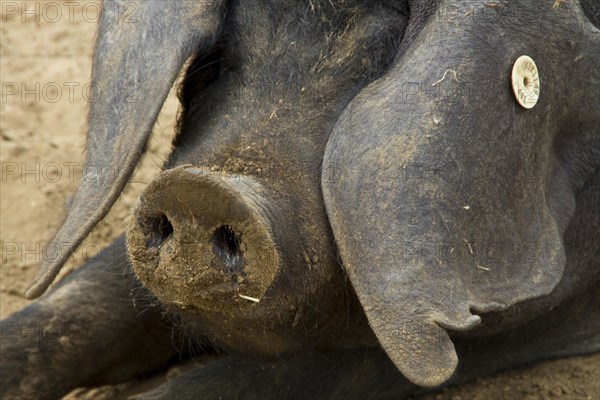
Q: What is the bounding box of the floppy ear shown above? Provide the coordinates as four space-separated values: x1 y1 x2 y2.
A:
26 0 226 299
322 0 599 388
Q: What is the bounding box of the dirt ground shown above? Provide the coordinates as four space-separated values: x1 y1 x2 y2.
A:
1 2 598 399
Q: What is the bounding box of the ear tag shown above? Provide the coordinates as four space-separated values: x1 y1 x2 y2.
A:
512 55 540 109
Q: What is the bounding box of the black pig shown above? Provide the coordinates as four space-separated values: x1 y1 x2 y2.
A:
1 0 599 399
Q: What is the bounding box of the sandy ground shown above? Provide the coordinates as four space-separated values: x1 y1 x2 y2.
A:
1 2 598 399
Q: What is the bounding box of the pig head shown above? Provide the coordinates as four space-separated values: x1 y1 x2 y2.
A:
25 0 408 359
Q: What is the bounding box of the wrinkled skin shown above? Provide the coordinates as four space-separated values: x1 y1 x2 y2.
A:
1 0 599 399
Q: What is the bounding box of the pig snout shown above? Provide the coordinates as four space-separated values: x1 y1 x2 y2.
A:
127 166 280 314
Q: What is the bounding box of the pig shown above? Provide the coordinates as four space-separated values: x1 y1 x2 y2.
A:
1 0 598 399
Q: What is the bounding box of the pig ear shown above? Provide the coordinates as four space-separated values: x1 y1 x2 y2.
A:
26 0 226 299
321 31 566 389
323 146 565 387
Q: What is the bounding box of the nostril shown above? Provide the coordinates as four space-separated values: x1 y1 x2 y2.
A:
146 213 174 249
212 225 244 273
